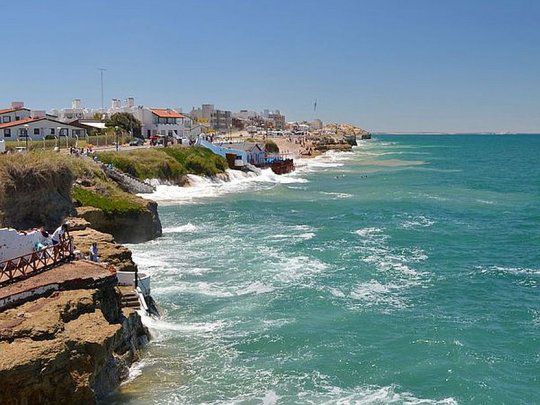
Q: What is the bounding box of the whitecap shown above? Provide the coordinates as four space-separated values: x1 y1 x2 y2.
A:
355 227 384 237
141 168 307 204
163 223 199 233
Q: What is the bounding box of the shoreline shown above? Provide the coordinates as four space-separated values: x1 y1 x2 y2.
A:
0 141 364 403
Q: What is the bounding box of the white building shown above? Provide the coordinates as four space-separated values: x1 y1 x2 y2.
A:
233 110 259 120
0 102 31 124
108 98 194 140
49 99 96 123
0 111 86 142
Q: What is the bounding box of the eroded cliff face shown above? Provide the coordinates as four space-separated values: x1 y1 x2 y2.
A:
0 157 75 230
76 200 162 244
0 286 149 404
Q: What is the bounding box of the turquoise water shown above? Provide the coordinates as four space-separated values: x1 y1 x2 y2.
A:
113 135 539 404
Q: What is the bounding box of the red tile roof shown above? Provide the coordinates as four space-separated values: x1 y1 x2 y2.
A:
0 117 40 129
0 117 85 130
150 108 184 118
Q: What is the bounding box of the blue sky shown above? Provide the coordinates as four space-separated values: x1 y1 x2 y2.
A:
2 0 540 132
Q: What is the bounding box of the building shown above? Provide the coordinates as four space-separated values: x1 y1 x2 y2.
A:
210 109 232 131
0 110 86 142
108 97 193 140
310 119 323 130
233 110 259 120
196 139 266 166
0 102 31 124
49 99 95 122
191 104 232 131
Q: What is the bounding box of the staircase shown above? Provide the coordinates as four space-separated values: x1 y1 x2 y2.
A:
119 289 141 309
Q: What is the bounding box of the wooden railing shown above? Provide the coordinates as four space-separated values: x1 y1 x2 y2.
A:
0 239 74 286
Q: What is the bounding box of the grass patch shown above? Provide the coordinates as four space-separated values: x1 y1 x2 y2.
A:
162 146 228 177
72 185 145 215
98 146 228 181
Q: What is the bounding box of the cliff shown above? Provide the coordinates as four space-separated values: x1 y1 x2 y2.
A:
67 217 138 272
0 283 149 403
0 152 162 244
0 153 75 230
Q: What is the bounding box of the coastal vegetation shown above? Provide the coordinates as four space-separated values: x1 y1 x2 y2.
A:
0 152 151 236
97 146 228 181
264 140 279 153
105 112 142 137
72 186 145 216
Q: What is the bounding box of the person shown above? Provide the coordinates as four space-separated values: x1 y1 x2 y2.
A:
51 223 68 245
89 242 99 262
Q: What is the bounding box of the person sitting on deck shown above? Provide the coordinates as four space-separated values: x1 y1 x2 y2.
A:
51 223 68 246
89 243 99 262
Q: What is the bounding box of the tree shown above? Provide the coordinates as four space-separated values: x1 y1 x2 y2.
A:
106 112 142 137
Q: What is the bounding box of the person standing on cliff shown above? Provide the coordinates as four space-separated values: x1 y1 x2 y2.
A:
89 243 99 262
51 223 68 246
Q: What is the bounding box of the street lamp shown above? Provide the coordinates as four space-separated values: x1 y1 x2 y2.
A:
57 127 61 148
115 126 119 152
24 124 29 151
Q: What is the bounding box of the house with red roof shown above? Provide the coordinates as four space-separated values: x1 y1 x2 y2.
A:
0 108 86 143
108 97 195 142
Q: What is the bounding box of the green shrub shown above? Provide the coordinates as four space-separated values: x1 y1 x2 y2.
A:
265 140 279 153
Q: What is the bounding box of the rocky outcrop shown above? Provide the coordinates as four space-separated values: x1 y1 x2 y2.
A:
76 199 162 243
0 156 75 230
101 164 155 194
0 287 149 404
68 221 138 273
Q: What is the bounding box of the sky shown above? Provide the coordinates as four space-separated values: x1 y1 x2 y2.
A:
2 0 540 133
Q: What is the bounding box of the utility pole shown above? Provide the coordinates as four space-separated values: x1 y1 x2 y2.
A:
98 68 106 113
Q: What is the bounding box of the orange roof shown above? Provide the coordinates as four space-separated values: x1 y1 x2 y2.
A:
0 108 24 115
150 108 184 118
0 117 40 129
0 117 84 130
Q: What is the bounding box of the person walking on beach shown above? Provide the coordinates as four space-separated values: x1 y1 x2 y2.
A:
89 242 99 262
51 223 68 245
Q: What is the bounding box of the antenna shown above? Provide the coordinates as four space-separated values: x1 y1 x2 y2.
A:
98 68 107 113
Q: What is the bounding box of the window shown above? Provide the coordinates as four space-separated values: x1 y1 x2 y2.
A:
50 128 55 135
15 116 20 121
4 129 11 138
34 128 40 135
2 116 10 123
19 128 28 137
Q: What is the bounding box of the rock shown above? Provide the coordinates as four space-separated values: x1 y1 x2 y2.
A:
0 288 149 404
76 199 162 244
69 227 137 273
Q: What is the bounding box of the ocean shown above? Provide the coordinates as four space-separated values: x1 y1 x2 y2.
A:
111 135 539 404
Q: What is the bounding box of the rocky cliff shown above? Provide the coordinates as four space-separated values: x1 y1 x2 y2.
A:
0 152 162 244
0 285 149 404
68 217 138 272
76 200 162 244
0 154 75 230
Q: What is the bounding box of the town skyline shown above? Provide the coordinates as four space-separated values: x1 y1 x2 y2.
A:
2 0 540 133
